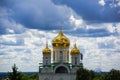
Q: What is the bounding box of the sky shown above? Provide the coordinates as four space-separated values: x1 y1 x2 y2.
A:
0 0 120 72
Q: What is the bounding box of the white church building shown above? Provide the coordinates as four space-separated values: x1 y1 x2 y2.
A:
39 27 83 80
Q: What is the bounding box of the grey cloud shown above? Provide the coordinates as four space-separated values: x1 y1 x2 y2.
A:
52 0 120 23
2 0 72 30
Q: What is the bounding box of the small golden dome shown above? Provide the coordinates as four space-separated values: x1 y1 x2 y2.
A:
52 26 70 48
43 41 51 55
70 43 80 55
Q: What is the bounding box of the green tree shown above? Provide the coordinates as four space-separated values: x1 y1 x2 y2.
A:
21 74 31 80
8 64 22 80
92 73 106 80
29 73 39 80
104 69 120 80
89 70 95 80
76 67 95 80
21 73 39 80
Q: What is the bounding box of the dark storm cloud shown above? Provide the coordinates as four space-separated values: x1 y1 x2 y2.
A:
0 0 71 31
0 26 6 34
0 6 9 35
65 28 112 37
0 0 5 6
52 0 120 23
0 0 119 37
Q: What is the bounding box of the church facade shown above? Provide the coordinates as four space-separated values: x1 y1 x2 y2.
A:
39 27 83 80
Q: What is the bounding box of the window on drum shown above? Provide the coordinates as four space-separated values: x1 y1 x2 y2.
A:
60 51 63 61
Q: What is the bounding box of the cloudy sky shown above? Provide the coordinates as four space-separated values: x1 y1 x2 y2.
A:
0 0 120 72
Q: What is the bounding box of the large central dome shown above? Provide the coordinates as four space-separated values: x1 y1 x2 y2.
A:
52 27 70 48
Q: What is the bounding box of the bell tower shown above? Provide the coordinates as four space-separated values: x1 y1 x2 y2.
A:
70 43 81 66
42 41 51 66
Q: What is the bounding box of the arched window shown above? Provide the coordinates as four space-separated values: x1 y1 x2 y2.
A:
67 51 69 61
75 57 77 65
53 51 55 61
46 57 48 65
60 51 63 61
55 66 68 73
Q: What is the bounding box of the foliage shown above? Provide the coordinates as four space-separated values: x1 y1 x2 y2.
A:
7 64 39 80
21 74 30 80
29 73 39 80
21 73 39 80
76 67 95 80
8 64 22 80
103 69 120 80
76 68 120 80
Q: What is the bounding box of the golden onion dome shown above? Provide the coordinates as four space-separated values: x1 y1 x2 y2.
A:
70 43 80 55
52 26 70 48
43 42 51 55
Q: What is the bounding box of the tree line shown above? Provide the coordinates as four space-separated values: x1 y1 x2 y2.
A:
3 64 120 80
76 67 120 80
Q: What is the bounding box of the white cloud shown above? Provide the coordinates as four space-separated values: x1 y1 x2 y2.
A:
6 28 15 34
1 21 120 72
118 1 120 6
69 35 120 71
70 15 83 29
0 35 17 45
1 25 120 72
0 28 56 72
99 0 106 6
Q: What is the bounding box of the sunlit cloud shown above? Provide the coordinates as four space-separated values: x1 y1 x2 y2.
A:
99 0 106 6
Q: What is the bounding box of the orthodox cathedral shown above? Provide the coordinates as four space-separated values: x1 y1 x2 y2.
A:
39 26 83 80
